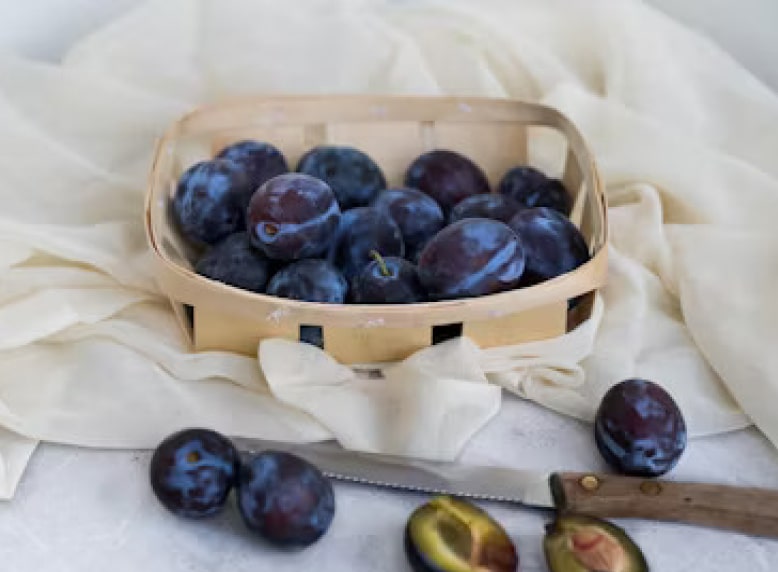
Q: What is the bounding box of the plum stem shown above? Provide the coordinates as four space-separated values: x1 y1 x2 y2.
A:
370 250 391 277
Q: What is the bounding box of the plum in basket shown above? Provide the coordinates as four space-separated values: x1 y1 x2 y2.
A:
448 194 522 225
418 218 525 301
351 252 426 304
405 150 490 214
297 145 387 210
216 140 289 201
371 187 445 263
172 159 252 247
248 173 341 261
266 259 348 304
507 207 589 286
195 232 271 293
498 166 571 216
329 207 405 282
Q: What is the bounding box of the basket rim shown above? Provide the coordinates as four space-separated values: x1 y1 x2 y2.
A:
173 92 588 127
144 94 609 328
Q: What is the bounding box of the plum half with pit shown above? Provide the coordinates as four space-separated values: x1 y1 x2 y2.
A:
266 259 348 304
297 145 387 209
195 232 271 293
172 159 252 247
371 188 445 262
405 496 519 572
216 140 289 202
448 194 522 225
404 150 490 214
507 207 589 286
237 450 335 547
595 378 687 477
328 207 405 282
149 428 239 519
351 252 426 304
544 514 648 572
417 218 525 301
248 173 341 261
498 166 571 216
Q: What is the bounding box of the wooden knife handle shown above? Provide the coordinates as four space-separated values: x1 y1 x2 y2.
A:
551 472 778 538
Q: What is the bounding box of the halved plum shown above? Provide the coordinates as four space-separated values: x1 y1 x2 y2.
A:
544 514 648 572
405 496 519 572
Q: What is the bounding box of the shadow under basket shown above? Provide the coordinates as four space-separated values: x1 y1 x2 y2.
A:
144 95 608 365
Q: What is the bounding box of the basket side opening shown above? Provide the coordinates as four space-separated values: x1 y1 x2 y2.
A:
299 324 324 349
432 323 463 345
183 304 194 330
567 290 596 331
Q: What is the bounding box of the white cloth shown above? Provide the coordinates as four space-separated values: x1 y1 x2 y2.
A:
261 337 501 461
0 0 776 500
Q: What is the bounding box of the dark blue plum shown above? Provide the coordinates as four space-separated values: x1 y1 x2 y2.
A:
507 207 589 286
172 159 252 247
195 232 271 293
371 188 445 262
237 451 335 547
297 145 387 210
594 379 687 477
498 166 571 216
418 218 525 301
248 173 341 261
216 140 289 203
329 207 404 282
149 428 238 518
266 259 348 303
404 149 490 214
352 253 426 304
448 193 522 224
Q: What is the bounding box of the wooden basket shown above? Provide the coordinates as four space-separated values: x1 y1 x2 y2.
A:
144 95 608 365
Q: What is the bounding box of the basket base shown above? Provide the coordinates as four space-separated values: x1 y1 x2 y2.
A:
188 300 568 365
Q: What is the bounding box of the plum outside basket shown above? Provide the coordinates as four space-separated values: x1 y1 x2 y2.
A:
144 95 608 365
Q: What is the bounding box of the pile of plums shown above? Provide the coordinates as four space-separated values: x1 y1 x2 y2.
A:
150 376 684 569
171 141 590 307
149 428 336 547
147 425 654 571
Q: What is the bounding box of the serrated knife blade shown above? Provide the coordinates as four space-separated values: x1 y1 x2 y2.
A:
231 436 778 539
232 437 553 508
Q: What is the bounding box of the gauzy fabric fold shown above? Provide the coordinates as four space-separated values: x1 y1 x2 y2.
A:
0 0 776 499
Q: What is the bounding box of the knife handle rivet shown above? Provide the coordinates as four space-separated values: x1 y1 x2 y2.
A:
579 475 600 491
640 481 663 496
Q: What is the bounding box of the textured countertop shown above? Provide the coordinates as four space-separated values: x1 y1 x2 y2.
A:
2 397 778 571
1 2 778 571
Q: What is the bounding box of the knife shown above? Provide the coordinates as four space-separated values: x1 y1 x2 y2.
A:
231 437 778 539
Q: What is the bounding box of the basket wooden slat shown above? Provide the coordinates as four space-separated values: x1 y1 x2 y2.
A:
144 95 608 365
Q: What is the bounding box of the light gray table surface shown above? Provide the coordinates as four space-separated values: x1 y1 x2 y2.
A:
1 2 777 570
3 397 778 572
